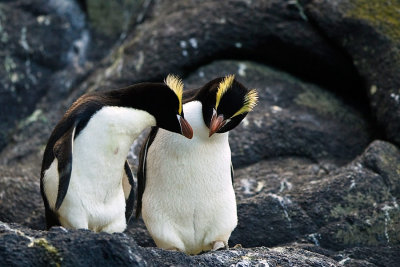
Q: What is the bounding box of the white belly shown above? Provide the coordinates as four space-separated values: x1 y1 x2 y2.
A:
142 101 237 254
43 157 126 233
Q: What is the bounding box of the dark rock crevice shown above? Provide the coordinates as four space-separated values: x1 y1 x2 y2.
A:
297 0 386 143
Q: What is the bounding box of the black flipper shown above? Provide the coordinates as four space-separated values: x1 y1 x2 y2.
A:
40 156 61 229
231 162 234 185
41 189 61 229
124 161 135 223
53 122 78 210
136 127 159 218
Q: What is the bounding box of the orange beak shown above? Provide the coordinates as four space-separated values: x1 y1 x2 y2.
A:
179 115 193 139
209 110 226 137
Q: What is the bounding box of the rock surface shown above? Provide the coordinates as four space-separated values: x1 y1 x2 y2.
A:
1 0 399 266
302 0 400 145
0 222 345 266
0 0 87 150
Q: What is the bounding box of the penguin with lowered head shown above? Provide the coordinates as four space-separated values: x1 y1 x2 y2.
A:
136 75 258 254
40 75 193 233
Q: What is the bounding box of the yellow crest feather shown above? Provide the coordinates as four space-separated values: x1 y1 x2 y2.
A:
165 74 184 114
232 89 259 118
215 74 235 109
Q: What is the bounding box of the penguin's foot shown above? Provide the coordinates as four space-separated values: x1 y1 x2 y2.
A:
212 240 228 251
165 247 180 252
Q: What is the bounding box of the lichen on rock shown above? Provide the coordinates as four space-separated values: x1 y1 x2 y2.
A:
346 0 400 42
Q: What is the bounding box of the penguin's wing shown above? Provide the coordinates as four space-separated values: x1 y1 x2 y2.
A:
40 177 61 229
136 127 159 218
124 161 135 223
53 121 78 210
231 162 234 185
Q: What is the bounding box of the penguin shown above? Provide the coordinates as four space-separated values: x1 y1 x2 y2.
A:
136 75 258 254
40 75 193 233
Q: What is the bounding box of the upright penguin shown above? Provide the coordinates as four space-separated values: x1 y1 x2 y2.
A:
40 75 193 233
136 75 258 254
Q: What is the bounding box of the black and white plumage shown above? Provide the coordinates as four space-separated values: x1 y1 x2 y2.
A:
136 75 258 254
40 75 193 233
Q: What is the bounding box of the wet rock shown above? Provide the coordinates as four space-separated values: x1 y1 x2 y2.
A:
284 242 400 267
125 218 156 248
293 141 400 250
0 222 148 266
361 140 400 196
86 0 146 37
0 171 44 230
72 0 361 100
0 0 87 150
335 245 400 267
0 221 341 266
302 0 400 145
232 191 318 248
84 0 152 61
227 141 400 259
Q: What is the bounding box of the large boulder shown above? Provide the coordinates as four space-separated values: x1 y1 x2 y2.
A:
302 0 400 145
219 140 400 251
0 0 87 150
0 167 44 230
293 140 400 249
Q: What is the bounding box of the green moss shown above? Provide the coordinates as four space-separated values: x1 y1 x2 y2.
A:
18 109 47 129
29 238 62 266
31 238 59 254
374 147 400 183
346 0 400 42
87 0 144 36
108 46 125 74
294 87 360 124
330 190 400 246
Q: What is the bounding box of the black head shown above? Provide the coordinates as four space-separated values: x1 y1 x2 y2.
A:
111 75 193 139
195 75 258 136
157 75 193 139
